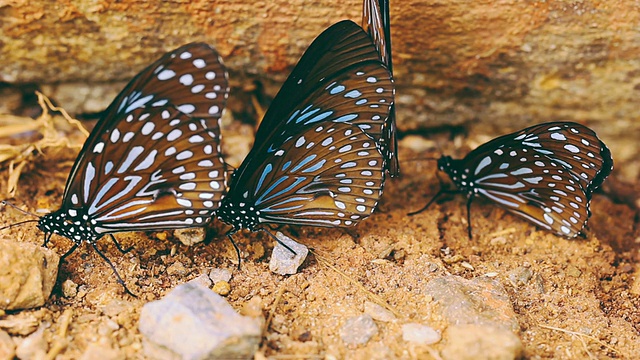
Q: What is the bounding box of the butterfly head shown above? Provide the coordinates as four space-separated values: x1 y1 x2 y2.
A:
37 208 99 244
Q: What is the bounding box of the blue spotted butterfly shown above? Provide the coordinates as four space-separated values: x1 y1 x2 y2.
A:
32 43 229 293
216 20 394 242
410 122 613 238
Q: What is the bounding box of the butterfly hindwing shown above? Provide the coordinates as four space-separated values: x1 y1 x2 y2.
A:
468 146 590 237
61 106 226 233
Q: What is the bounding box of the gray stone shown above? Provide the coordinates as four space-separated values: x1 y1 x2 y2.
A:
174 227 205 246
208 268 232 284
139 282 262 360
269 232 308 275
0 239 59 310
424 275 519 332
0 329 15 360
189 274 212 288
441 325 523 360
363 301 396 322
402 323 441 345
340 314 378 346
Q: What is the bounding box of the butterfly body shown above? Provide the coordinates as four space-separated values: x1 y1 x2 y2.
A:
217 20 393 237
419 122 613 238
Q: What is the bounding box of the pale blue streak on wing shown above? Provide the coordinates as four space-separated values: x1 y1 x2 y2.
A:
303 110 334 125
257 177 306 205
255 163 273 196
302 159 327 173
295 107 321 124
334 114 358 123
255 175 289 205
291 154 317 173
282 161 292 172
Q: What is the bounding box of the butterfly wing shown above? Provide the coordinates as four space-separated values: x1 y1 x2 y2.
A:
253 20 388 152
64 42 229 200
60 43 229 232
223 21 394 228
471 122 613 195
363 0 398 176
508 122 613 193
460 145 590 237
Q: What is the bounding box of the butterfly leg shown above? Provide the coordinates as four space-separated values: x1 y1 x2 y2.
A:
109 234 133 254
60 242 79 261
226 234 242 270
42 232 53 248
262 229 297 257
466 195 474 240
91 243 137 297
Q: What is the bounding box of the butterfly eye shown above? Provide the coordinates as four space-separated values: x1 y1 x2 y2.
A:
410 122 613 239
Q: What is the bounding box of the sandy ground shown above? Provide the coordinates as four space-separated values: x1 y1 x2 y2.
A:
0 114 639 359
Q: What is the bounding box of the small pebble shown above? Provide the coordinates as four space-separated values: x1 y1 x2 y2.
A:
174 228 205 246
269 232 309 275
0 314 39 336
401 323 441 344
139 282 262 359
339 314 378 345
79 343 122 360
240 296 263 318
0 329 15 360
189 274 212 288
14 326 46 360
441 325 523 360
62 279 78 298
424 275 519 332
209 268 232 283
363 301 396 322
212 281 231 296
0 239 59 310
166 261 187 276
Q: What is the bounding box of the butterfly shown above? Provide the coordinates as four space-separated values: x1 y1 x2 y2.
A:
410 122 613 239
33 42 230 293
215 20 394 243
363 0 399 177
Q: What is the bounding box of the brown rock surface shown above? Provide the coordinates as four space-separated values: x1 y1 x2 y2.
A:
0 238 59 310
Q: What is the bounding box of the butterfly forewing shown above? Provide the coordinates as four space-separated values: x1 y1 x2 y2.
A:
65 43 229 201
469 146 590 237
219 22 394 230
469 122 612 194
254 20 387 151
61 106 226 233
508 122 613 192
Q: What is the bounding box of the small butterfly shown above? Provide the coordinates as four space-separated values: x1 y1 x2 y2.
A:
215 20 394 245
410 122 613 239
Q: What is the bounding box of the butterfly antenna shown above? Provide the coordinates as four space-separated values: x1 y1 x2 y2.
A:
0 219 39 232
408 188 445 216
1 200 41 218
226 234 242 270
91 243 137 297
